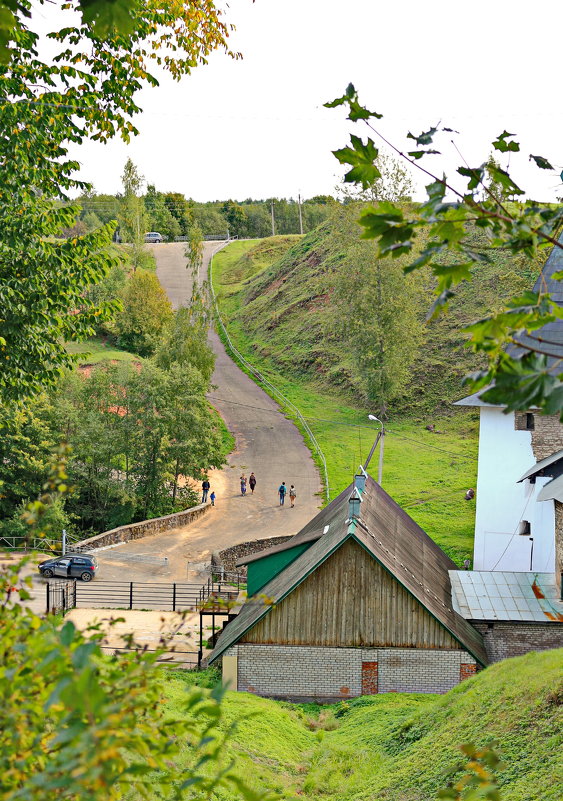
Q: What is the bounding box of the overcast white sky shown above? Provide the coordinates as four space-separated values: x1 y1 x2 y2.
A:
55 0 563 201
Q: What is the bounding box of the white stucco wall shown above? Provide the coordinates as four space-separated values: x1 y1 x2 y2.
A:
474 407 555 572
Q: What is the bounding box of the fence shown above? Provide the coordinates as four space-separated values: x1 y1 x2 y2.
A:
46 580 76 614
69 579 240 612
208 244 330 502
1 533 82 555
99 645 200 669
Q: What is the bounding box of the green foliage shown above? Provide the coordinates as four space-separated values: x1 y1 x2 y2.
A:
155 306 215 384
0 0 235 404
118 158 148 269
326 86 563 415
117 270 173 356
0 560 267 801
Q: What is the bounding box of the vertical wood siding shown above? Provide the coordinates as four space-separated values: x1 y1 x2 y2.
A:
241 539 459 649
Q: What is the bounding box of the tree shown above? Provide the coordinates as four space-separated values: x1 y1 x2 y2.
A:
164 191 192 233
0 560 265 801
118 158 148 270
116 270 173 356
0 0 235 403
327 204 425 408
156 306 215 383
222 200 248 237
145 185 181 242
190 205 229 237
326 84 563 415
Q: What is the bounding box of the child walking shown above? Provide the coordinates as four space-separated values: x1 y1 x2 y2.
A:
210 491 216 506
289 485 296 507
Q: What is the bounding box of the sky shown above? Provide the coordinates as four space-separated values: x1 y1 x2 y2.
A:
37 0 563 202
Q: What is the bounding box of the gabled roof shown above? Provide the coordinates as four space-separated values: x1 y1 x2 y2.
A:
537 474 563 502
456 231 563 406
450 570 563 622
210 477 488 666
518 448 563 482
236 484 351 567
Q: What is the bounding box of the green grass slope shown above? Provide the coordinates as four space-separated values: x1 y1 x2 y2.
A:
212 235 479 564
164 650 563 801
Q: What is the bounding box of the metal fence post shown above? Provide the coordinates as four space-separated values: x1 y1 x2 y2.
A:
129 582 133 609
46 582 50 614
172 583 176 612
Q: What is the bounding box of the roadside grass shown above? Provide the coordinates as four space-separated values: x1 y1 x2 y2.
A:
65 336 140 365
211 239 478 564
160 649 563 801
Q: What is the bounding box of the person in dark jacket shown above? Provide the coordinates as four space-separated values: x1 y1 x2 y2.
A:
202 479 210 503
249 472 257 494
278 482 287 506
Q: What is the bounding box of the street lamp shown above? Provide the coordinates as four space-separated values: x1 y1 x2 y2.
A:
364 414 385 485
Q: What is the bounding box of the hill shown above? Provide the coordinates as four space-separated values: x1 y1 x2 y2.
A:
163 650 563 800
213 211 539 415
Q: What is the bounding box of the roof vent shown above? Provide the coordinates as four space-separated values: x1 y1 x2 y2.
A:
348 487 362 520
354 473 366 492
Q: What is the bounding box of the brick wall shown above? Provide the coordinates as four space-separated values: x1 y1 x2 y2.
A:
513 411 563 461
213 536 294 575
74 503 210 552
472 621 563 662
231 644 476 701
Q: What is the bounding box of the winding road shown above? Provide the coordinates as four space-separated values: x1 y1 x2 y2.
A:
95 241 322 583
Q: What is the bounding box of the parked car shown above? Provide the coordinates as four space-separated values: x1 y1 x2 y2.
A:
38 553 98 582
144 231 163 243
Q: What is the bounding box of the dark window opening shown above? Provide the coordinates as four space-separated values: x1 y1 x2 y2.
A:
526 413 535 430
518 520 531 536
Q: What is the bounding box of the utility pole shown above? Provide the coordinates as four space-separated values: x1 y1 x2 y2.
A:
271 200 275 237
365 414 385 485
62 529 67 556
298 192 303 235
377 427 385 485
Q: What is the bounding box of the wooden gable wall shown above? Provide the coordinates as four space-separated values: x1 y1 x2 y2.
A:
241 538 460 650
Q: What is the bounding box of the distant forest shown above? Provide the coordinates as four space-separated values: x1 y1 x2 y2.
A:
71 190 338 241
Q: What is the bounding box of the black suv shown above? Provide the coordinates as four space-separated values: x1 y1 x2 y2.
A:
38 554 98 582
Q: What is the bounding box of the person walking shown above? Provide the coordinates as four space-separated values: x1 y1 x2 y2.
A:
249 472 257 494
240 474 247 496
201 478 210 503
210 491 216 506
278 482 287 506
289 485 296 507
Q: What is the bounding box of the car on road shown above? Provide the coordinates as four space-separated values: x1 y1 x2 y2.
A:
38 554 98 582
144 231 163 243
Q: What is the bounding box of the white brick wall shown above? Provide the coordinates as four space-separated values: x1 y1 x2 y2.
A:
232 644 475 698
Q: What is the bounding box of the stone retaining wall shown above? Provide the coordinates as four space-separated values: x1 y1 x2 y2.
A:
213 536 293 575
75 503 210 552
472 621 563 662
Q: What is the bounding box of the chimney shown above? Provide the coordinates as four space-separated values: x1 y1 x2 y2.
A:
354 473 366 493
348 487 362 520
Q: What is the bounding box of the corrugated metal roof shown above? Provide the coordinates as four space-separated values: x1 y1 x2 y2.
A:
210 477 489 666
518 449 563 482
449 570 563 622
456 232 563 405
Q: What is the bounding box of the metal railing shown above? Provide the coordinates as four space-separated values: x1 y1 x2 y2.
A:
46 579 76 614
99 645 200 669
68 579 239 612
0 533 83 554
208 243 330 502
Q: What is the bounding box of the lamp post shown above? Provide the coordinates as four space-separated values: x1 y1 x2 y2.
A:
364 414 385 485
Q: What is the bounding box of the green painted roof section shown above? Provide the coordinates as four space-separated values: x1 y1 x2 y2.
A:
209 477 488 666
247 542 311 596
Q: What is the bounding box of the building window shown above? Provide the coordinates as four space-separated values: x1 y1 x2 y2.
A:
526 413 535 431
518 520 531 536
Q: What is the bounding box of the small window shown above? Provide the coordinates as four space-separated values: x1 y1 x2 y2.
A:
526 413 535 431
518 520 531 536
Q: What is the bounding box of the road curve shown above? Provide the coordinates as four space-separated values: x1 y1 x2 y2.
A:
94 242 322 583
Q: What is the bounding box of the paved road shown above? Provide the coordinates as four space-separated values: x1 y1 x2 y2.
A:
93 242 322 584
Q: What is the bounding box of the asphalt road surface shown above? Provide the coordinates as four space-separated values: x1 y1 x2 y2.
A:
93 242 322 584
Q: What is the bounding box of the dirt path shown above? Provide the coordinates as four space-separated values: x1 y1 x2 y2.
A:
94 242 321 584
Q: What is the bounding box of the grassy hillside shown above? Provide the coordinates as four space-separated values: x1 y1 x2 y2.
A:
162 650 563 801
65 336 140 365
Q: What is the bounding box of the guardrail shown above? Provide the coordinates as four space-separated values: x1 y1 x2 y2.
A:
1 533 82 555
208 242 330 502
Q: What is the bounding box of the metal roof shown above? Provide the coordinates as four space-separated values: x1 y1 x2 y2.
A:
518 449 563 482
449 570 563 622
210 477 489 666
537 474 563 503
456 232 563 406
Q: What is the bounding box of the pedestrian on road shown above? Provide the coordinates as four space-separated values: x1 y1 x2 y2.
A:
289 485 296 507
249 472 257 494
210 491 216 506
240 474 247 496
202 478 210 503
278 482 287 506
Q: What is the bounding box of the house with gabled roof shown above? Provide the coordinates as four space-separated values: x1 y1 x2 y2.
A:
209 475 489 701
